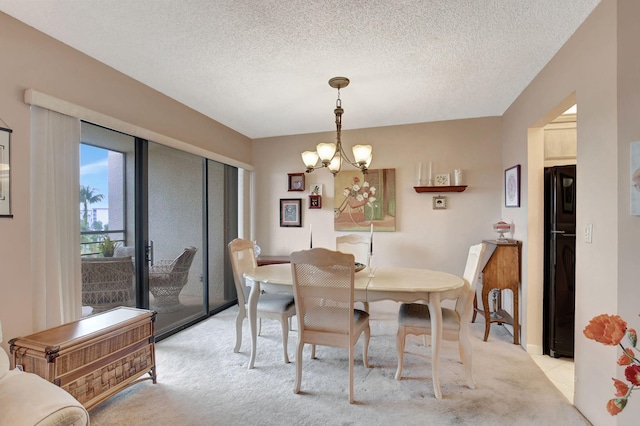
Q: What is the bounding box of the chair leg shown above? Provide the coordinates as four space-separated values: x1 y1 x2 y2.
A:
234 310 245 353
258 318 262 336
294 341 304 394
362 301 370 312
349 342 355 404
362 323 371 368
459 325 476 389
280 314 290 364
311 344 316 359
395 326 406 380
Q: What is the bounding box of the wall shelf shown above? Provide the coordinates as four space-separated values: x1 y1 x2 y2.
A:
413 185 467 193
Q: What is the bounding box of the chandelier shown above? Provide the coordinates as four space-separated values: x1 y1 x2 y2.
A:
301 77 372 175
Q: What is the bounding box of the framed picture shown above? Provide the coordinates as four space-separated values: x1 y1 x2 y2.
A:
309 195 322 209
288 173 305 191
433 196 447 210
0 127 12 217
434 173 450 186
505 164 521 207
280 198 302 227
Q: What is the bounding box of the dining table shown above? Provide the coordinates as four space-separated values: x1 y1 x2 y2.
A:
243 263 465 399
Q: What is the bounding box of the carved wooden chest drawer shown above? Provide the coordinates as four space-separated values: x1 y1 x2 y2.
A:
9 307 156 410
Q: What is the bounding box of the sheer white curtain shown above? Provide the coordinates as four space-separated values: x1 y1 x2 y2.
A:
30 106 82 329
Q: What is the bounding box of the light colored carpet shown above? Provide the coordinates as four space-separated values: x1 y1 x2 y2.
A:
89 301 589 425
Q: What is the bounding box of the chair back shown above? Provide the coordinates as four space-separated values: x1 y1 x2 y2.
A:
455 243 486 321
228 238 257 305
290 248 355 344
81 256 135 311
335 234 370 265
164 247 197 286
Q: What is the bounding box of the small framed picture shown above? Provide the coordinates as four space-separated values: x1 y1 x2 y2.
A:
435 173 450 186
288 173 305 191
280 198 302 227
505 164 521 207
0 127 12 217
433 196 447 210
309 195 322 209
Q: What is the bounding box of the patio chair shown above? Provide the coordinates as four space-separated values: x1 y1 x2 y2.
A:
149 247 197 313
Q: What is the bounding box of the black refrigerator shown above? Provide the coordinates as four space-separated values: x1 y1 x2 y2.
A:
543 165 576 358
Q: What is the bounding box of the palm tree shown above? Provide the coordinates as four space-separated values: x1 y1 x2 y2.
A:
80 185 104 227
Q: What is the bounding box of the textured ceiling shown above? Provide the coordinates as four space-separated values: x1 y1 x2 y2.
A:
0 0 600 139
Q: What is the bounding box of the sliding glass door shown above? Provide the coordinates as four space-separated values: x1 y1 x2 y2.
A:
80 122 238 339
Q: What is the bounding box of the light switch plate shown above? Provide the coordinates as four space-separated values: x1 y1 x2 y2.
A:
584 224 593 243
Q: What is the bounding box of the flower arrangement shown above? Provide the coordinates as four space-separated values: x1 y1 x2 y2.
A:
339 176 376 209
584 313 640 415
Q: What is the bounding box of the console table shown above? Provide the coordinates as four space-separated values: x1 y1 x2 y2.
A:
473 240 522 345
9 307 156 410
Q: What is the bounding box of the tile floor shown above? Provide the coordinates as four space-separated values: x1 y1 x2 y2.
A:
530 354 575 403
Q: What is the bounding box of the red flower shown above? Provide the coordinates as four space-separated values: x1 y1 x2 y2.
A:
612 378 629 397
606 398 627 416
624 364 640 386
618 348 635 366
584 314 627 346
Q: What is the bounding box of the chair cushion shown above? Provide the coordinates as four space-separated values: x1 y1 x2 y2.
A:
256 293 295 313
398 303 460 331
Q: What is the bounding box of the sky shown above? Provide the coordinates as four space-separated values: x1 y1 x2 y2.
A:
80 144 109 209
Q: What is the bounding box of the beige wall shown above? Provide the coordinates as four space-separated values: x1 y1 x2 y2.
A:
2 1 639 424
0 13 251 349
503 0 640 424
252 117 503 275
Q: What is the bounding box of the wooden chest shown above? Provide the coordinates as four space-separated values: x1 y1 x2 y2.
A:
9 307 156 410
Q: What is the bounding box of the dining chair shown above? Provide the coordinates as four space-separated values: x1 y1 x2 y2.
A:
395 242 486 389
228 238 296 364
290 248 371 404
336 233 370 312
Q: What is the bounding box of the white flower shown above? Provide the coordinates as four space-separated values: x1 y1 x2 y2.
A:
352 183 361 192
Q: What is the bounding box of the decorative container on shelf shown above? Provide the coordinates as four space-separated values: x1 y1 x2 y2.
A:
492 221 512 242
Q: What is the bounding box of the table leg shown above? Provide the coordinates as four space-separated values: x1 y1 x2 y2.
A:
429 293 443 399
247 278 261 369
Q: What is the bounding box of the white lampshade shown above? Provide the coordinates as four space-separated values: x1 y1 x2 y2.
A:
328 154 342 172
316 142 337 162
365 154 373 168
301 151 319 168
352 144 372 164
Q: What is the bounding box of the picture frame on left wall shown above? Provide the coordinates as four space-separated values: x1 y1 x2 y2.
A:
280 198 302 227
0 126 13 217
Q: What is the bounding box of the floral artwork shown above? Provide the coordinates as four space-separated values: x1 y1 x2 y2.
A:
334 168 396 232
584 313 640 416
